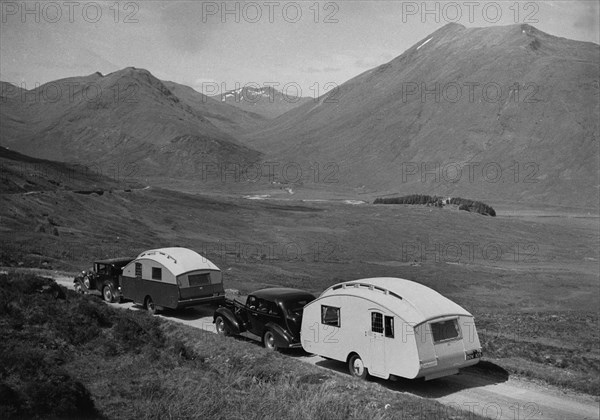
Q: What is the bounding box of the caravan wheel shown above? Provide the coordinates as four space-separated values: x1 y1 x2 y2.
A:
348 354 369 380
145 296 157 315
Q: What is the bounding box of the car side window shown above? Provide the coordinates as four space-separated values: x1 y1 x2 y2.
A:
247 296 257 309
266 301 279 316
257 299 269 313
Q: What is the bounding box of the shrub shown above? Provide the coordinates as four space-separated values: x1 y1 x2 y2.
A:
24 372 97 418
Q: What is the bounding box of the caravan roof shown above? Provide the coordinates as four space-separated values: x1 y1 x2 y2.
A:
134 247 219 277
320 277 471 325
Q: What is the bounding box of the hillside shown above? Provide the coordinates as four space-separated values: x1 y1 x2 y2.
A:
0 68 262 178
1 272 481 419
0 146 141 194
245 23 600 208
211 85 313 119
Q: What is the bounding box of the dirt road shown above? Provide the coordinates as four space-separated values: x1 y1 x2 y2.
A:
51 276 599 420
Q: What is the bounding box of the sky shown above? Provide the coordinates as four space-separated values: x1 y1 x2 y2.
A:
1 1 598 96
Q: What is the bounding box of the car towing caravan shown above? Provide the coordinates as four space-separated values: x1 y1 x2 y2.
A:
300 277 482 381
120 247 225 313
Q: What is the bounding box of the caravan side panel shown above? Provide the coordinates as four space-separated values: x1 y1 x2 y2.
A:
301 295 421 379
121 260 178 307
302 295 370 363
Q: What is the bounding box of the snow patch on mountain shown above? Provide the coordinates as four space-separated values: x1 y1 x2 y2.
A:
417 37 433 50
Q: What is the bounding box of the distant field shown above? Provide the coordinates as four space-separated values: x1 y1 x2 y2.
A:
1 185 598 395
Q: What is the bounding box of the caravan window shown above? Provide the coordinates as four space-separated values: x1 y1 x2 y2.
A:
189 273 210 286
431 319 461 343
321 305 340 327
371 312 384 333
152 267 162 281
372 313 395 337
135 263 142 278
385 316 395 338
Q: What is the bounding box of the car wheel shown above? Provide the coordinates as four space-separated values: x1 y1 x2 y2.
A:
215 316 230 336
102 284 115 303
74 281 85 294
263 330 278 351
145 296 157 315
348 354 369 379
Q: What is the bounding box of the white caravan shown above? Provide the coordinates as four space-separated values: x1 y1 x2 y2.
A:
300 277 482 381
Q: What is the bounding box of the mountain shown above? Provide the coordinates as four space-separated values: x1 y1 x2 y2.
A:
245 23 599 208
0 68 262 178
211 86 313 119
161 80 267 139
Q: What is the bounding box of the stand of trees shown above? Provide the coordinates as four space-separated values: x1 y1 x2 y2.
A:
374 195 496 217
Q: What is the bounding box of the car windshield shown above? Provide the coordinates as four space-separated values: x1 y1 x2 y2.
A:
283 297 314 317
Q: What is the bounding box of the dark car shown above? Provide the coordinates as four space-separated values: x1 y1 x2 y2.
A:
74 257 134 303
213 288 316 351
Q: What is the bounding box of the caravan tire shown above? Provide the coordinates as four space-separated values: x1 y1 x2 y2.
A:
215 316 230 336
145 296 157 315
263 330 278 351
348 354 369 380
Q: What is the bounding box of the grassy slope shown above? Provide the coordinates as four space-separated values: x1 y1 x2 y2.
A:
1 186 598 396
0 273 484 420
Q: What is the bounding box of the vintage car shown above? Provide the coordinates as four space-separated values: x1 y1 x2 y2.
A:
74 257 134 303
213 288 316 351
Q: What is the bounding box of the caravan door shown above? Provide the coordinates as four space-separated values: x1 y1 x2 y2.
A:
369 312 387 377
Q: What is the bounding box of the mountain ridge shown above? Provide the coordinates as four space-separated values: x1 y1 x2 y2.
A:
1 23 598 207
243 23 599 207
0 67 263 177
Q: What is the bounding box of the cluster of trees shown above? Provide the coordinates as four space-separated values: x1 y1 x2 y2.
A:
374 194 445 207
373 194 496 216
449 197 496 217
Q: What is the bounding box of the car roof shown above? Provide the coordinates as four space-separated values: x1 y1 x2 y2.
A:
251 288 315 302
94 257 135 266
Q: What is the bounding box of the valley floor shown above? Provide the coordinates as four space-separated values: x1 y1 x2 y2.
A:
1 183 598 415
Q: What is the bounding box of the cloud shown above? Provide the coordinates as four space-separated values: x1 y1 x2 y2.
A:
355 53 395 69
157 3 216 54
573 4 599 32
302 66 342 73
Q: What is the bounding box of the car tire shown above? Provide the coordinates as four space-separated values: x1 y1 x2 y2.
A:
215 316 230 336
263 330 278 351
145 296 157 315
348 354 369 380
102 283 115 303
74 281 85 294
